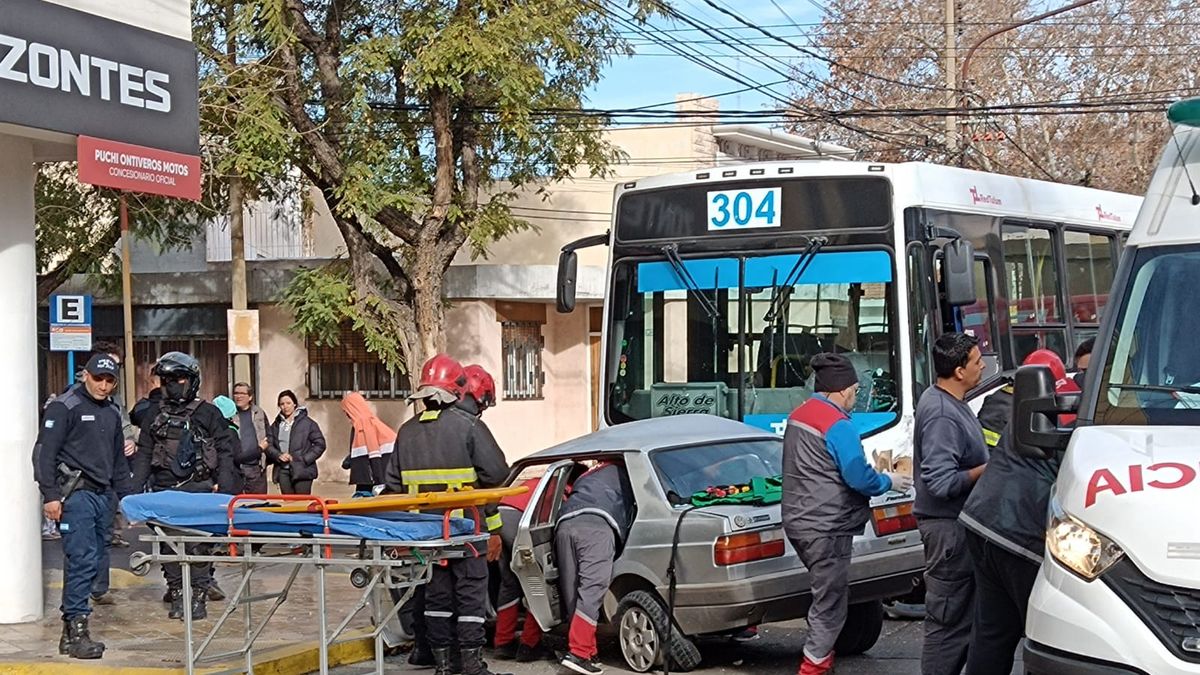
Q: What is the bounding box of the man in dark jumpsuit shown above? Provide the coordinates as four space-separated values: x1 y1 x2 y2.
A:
555 461 635 675
34 354 132 660
130 351 235 621
384 354 510 675
960 349 1078 675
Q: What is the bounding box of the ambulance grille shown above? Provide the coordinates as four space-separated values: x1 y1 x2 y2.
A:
1103 558 1200 664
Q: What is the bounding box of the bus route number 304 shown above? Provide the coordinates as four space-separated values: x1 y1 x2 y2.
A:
707 187 782 231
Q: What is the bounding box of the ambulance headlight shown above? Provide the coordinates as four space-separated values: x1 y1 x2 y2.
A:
1046 497 1124 581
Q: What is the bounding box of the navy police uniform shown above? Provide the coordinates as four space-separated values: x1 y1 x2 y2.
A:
34 387 131 622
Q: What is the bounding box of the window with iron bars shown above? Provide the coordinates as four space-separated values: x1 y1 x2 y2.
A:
307 325 409 399
502 321 544 400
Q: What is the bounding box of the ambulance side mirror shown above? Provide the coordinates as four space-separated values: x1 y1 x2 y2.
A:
1012 365 1079 460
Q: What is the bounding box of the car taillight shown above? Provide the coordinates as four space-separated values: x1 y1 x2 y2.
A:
872 502 917 536
714 528 786 565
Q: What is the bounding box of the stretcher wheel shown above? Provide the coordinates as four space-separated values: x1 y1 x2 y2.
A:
129 551 152 577
350 567 371 589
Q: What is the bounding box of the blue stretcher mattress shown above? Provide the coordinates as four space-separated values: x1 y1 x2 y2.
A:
121 492 476 541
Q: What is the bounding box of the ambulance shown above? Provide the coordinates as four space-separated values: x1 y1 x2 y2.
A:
1014 98 1200 673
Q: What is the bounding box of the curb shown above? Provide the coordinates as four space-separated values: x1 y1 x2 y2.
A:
0 629 377 674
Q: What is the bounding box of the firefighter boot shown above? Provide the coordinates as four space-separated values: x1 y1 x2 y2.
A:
462 646 509 675
63 616 105 659
798 653 834 675
167 589 185 620
409 641 435 667
433 648 455 675
191 590 208 620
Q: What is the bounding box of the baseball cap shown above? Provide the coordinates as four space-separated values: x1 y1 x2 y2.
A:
85 353 120 379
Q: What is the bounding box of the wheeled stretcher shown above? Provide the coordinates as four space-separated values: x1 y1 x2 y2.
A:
122 487 527 675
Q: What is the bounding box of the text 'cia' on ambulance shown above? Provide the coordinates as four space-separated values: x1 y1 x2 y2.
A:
1011 97 1200 675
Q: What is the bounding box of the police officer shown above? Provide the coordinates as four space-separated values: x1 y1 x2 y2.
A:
782 353 912 675
384 354 510 675
130 352 235 621
34 353 132 660
555 461 635 675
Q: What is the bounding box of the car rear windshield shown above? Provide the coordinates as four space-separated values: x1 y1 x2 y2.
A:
651 439 782 504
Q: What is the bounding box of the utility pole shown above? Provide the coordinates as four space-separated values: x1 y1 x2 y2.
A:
226 2 251 387
119 195 136 410
944 0 958 156
230 176 250 385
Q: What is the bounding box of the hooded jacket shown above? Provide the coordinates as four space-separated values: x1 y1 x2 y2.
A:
267 408 327 482
341 392 395 487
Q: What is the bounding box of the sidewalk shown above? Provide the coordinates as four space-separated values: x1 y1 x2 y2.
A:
0 481 384 674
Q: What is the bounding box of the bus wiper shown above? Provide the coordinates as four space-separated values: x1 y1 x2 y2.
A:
1106 382 1200 395
661 243 721 322
762 236 827 325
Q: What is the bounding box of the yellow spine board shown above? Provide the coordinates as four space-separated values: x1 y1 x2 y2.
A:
251 485 529 515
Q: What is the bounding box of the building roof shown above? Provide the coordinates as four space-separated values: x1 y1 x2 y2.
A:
712 125 856 160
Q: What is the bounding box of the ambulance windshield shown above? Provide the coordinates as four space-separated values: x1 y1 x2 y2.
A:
1095 245 1200 424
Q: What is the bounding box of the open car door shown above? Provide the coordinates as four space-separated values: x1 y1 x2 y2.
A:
511 459 577 631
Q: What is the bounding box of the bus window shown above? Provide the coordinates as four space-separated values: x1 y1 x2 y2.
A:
604 250 900 436
1011 329 1068 366
1062 229 1116 325
1002 224 1062 325
934 255 1001 380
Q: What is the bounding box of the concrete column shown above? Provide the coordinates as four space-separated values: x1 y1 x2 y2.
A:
0 134 42 623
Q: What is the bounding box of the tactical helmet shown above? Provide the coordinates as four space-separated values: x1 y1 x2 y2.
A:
154 351 201 402
463 364 497 410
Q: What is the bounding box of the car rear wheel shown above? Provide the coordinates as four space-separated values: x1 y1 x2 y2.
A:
833 600 884 655
615 590 702 673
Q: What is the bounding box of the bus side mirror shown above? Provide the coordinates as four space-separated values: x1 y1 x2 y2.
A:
1013 364 1079 460
557 249 578 313
942 239 977 306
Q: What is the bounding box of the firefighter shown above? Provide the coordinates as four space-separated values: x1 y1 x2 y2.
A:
383 354 510 675
977 349 1079 451
960 349 1079 675
555 461 636 675
459 364 546 662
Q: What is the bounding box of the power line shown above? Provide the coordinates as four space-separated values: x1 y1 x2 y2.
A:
683 0 953 93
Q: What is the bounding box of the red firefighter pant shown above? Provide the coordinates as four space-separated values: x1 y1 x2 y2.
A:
494 507 542 648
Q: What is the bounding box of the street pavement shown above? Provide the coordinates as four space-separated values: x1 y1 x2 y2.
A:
5 479 1025 674
329 617 1026 675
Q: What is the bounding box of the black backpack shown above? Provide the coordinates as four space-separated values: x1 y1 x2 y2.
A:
149 400 218 481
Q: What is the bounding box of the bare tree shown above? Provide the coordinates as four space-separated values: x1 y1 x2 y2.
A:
789 0 1200 191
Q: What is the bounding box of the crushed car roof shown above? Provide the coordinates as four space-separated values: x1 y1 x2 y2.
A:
523 414 781 461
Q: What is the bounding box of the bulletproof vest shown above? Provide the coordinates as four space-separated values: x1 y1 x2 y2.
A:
149 399 215 481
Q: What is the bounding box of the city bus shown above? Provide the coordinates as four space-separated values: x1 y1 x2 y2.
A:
556 161 1141 455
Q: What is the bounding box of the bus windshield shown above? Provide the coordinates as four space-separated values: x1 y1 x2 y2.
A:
606 249 899 435
1095 245 1200 425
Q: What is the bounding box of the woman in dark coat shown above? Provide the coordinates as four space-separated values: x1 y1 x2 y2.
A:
267 390 326 495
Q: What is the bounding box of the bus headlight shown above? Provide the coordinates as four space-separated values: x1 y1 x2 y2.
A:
1046 498 1124 581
